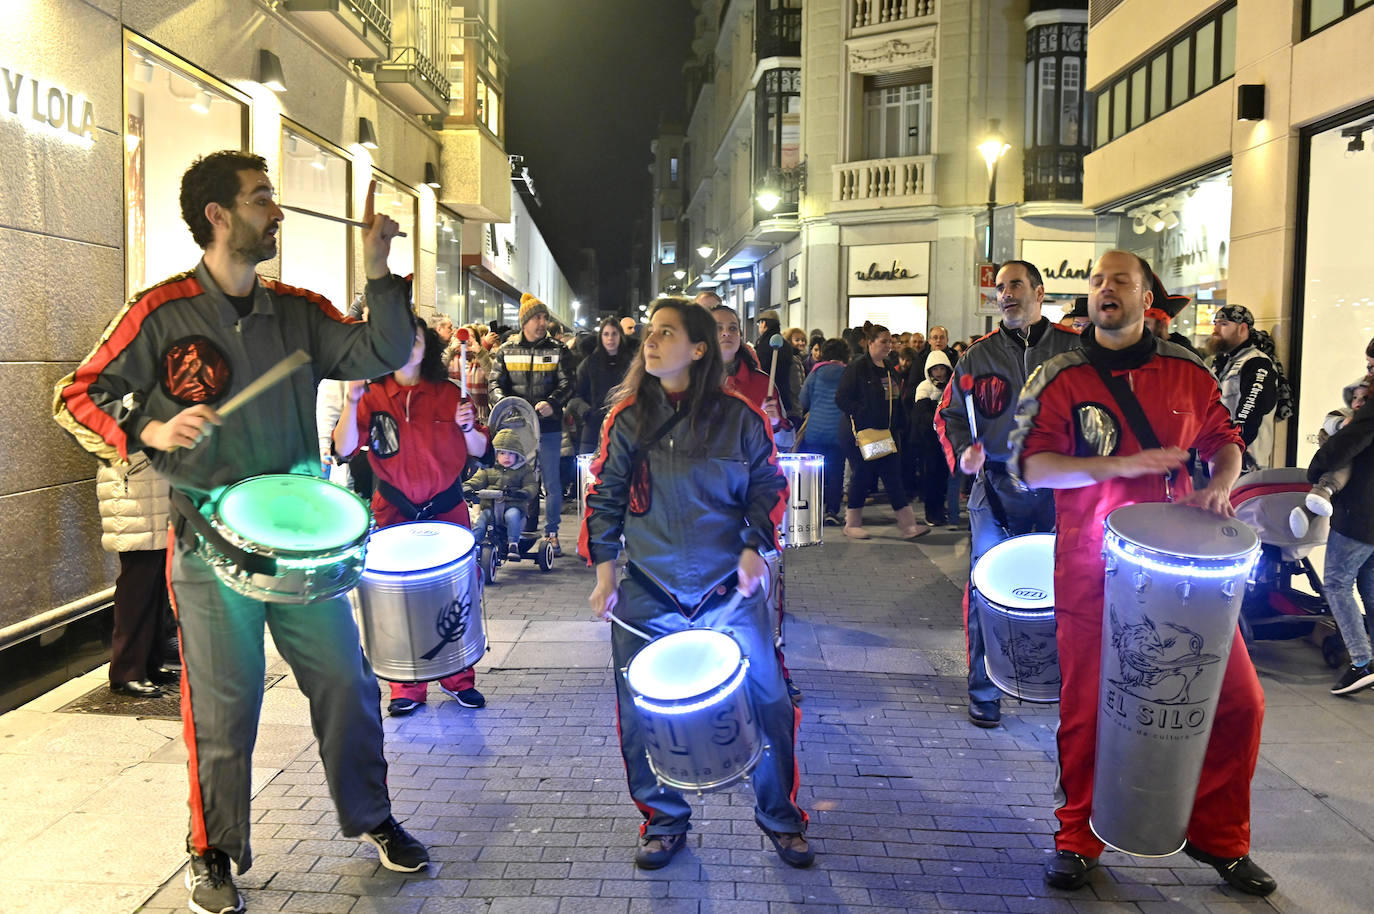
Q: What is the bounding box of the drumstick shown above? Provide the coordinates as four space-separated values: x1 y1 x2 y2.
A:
608 588 749 642
218 350 312 418
766 334 784 398
959 374 979 440
279 203 409 237
455 327 471 398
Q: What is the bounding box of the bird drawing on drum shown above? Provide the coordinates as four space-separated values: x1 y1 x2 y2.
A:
1108 608 1222 705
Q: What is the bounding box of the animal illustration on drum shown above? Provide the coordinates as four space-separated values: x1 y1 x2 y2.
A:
998 631 1059 683
1108 607 1222 705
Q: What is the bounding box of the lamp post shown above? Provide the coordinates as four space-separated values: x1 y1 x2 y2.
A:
977 120 1011 263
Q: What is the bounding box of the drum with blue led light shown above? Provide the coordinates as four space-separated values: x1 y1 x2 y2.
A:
352 521 485 683
624 628 763 792
972 532 1059 702
776 453 824 548
198 474 370 603
1091 503 1259 857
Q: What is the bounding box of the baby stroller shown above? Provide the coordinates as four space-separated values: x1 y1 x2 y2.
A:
470 397 556 583
1230 467 1353 666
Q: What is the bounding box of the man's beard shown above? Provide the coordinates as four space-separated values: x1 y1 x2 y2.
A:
1205 336 1228 356
229 213 277 264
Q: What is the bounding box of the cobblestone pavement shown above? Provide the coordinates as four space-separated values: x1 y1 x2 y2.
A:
3 514 1371 913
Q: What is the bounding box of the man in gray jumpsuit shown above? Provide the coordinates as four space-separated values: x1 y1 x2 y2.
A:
55 152 426 914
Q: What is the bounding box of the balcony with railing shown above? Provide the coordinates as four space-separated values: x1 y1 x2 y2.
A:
756 1 802 59
282 0 392 60
831 154 936 209
849 0 937 33
375 0 449 115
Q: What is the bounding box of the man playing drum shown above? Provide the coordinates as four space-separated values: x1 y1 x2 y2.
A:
935 259 1080 728
1008 250 1274 896
55 152 428 914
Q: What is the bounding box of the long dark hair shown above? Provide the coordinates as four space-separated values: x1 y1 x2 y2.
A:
415 317 449 383
611 297 724 446
596 316 624 357
709 303 760 372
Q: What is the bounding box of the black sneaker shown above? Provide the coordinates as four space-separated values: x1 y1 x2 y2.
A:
507 544 522 562
1331 662 1374 695
786 677 803 705
1183 841 1277 896
185 849 243 914
361 816 430 872
1044 849 1098 890
387 697 423 717
439 683 486 708
823 514 842 527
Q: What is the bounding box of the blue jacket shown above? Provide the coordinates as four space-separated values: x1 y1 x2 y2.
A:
799 361 845 446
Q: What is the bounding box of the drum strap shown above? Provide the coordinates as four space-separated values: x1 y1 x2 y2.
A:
376 474 467 521
1089 363 1181 494
168 488 278 576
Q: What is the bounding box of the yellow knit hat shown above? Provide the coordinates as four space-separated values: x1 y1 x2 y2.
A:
518 292 550 327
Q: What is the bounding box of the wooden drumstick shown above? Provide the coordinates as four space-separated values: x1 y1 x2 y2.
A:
278 203 409 237
218 350 312 418
765 333 784 398
455 327 471 399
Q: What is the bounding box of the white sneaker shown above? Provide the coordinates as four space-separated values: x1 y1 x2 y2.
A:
1306 488 1334 517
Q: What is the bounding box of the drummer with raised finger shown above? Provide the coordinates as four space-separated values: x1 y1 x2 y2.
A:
578 297 812 871
1008 250 1274 897
55 152 430 914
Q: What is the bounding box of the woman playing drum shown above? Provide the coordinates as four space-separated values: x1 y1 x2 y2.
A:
335 317 491 716
580 297 813 871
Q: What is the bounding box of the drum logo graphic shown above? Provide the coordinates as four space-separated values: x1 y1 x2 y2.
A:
419 593 470 660
998 631 1058 684
1101 605 1221 739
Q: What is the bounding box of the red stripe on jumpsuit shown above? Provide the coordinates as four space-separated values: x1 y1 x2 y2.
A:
934 380 977 671
165 531 211 855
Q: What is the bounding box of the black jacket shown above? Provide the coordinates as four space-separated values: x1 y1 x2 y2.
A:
489 332 576 433
836 357 905 437
1309 398 1374 545
574 348 631 451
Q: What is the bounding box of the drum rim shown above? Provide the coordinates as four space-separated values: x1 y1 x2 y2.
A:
971 532 1056 610
625 628 744 702
216 473 370 555
1104 504 1259 560
363 520 477 575
1103 527 1260 569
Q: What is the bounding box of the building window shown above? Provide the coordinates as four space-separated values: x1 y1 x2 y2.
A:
371 173 418 280
280 126 351 310
861 68 932 159
669 156 679 184
1024 19 1089 201
1304 0 1374 38
436 208 463 321
755 67 802 211
660 243 677 265
1094 2 1237 148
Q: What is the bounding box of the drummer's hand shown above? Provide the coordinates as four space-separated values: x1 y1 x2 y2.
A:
1178 482 1236 518
360 179 401 279
589 561 619 621
535 400 553 418
959 442 986 474
762 397 782 427
454 400 476 431
736 548 768 597
1114 447 1188 480
140 405 221 451
346 379 367 404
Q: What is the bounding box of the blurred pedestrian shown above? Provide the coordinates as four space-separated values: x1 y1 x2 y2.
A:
574 317 632 453
799 339 849 524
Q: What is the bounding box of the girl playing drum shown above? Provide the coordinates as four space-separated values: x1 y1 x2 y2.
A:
580 298 813 870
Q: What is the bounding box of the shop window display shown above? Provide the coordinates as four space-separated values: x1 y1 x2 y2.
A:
280 127 350 310
123 38 247 295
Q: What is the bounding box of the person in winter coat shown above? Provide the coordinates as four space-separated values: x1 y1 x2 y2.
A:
573 317 632 453
798 339 849 524
912 350 954 525
98 458 179 697
835 324 930 539
704 298 786 434
1291 374 1369 538
581 297 812 871
755 310 803 432
465 428 541 559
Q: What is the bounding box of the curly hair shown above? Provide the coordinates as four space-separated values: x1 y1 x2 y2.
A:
180 151 269 248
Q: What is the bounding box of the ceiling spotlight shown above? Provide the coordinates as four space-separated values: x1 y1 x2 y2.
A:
190 89 212 114
358 117 380 150
697 244 714 258
311 151 327 171
258 49 287 93
133 58 154 83
424 161 441 189
1344 127 1366 156
1148 211 1166 232
1132 215 1147 235
286 134 299 155
1163 211 1180 230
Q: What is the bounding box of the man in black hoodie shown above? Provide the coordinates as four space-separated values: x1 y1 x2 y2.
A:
755 310 802 432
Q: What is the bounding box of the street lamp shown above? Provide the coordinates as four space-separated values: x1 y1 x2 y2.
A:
673 269 686 280
977 119 1011 262
756 176 782 213
697 244 714 259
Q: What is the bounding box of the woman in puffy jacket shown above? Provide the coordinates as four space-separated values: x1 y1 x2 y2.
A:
798 339 849 524
581 297 812 872
97 458 178 697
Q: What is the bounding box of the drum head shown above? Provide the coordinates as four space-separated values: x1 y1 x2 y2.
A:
626 628 742 701
365 521 476 574
971 533 1055 610
218 475 369 552
1106 503 1257 560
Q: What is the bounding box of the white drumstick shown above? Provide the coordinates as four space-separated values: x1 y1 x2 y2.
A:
218 350 312 418
279 203 409 237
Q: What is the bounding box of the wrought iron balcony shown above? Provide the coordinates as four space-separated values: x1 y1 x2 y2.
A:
376 45 450 115
1023 148 1083 202
849 0 936 32
831 154 935 208
282 0 392 60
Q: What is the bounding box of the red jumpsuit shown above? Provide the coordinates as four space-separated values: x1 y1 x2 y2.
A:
348 375 490 700
1011 344 1261 859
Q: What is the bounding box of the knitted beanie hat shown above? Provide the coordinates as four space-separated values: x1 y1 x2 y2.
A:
519 293 550 327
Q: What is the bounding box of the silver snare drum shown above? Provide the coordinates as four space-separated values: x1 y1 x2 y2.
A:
777 453 823 548
624 627 763 792
352 521 486 682
972 533 1059 702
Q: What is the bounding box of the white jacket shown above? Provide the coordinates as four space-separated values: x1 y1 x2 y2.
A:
96 458 169 552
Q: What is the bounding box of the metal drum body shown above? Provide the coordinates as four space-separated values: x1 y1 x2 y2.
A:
576 453 595 522
352 522 486 682
972 533 1059 702
1091 503 1259 857
198 474 370 603
624 628 763 792
777 453 824 548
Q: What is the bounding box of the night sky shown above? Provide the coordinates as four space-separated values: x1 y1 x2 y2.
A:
504 0 697 316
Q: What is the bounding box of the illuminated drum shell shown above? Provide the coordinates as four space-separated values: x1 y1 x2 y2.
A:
624 628 763 792
352 521 486 683
201 474 370 604
971 533 1059 702
777 453 824 548
576 453 595 524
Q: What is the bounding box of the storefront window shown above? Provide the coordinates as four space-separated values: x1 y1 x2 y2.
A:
847 296 928 335
371 174 417 280
123 38 247 294
1295 112 1374 464
280 126 350 310
436 208 463 320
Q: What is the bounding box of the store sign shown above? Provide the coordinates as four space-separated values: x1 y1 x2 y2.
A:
848 242 929 295
2 65 95 143
729 267 755 285
1021 240 1096 295
976 262 999 315
786 253 802 302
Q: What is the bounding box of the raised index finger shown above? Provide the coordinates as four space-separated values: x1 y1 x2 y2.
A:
362 179 377 225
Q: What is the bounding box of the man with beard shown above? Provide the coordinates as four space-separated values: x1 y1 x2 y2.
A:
1209 304 1280 471
935 260 1079 728
1008 250 1273 897
55 152 428 914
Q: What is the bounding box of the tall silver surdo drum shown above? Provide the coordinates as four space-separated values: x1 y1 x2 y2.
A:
352 522 486 682
576 453 595 523
777 453 824 548
1090 503 1259 857
624 627 764 792
972 533 1059 702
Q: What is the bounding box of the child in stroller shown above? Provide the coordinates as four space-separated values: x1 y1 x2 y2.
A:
466 398 556 581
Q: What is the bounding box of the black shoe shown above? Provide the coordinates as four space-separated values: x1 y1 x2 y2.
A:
634 832 686 870
507 544 522 562
1183 841 1277 896
361 816 430 872
1044 849 1098 890
968 700 1001 728
823 514 842 527
786 677 803 706
387 698 423 717
148 667 181 687
110 679 164 698
439 683 486 708
185 848 243 914
756 815 815 868
1331 662 1374 695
